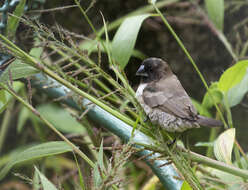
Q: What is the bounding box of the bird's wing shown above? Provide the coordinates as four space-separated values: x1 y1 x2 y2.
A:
143 76 198 120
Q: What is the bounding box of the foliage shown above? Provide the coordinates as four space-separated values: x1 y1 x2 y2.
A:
0 0 248 190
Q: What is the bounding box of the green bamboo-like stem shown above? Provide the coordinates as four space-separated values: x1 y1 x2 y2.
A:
185 150 248 179
138 142 248 179
30 73 183 190
31 73 248 180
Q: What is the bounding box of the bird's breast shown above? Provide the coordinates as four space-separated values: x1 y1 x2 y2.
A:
136 83 147 98
136 83 152 115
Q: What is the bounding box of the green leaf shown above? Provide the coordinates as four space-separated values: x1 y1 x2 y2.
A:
73 153 85 190
218 60 248 107
0 141 73 180
0 82 23 114
93 140 104 188
112 14 150 69
98 140 104 171
214 128 235 164
35 166 58 190
218 60 248 93
37 104 86 134
202 82 223 109
17 106 31 133
205 0 224 31
7 0 26 38
180 181 193 190
0 89 6 103
226 69 248 107
33 166 41 190
0 59 39 82
0 39 42 82
30 38 43 59
191 98 212 117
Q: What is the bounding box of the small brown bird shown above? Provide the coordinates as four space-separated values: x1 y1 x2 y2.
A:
136 57 223 132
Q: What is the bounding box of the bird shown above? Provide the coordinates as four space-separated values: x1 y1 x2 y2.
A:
135 57 223 132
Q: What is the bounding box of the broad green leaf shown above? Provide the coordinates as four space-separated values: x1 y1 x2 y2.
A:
214 128 235 164
37 104 85 134
218 60 248 107
218 60 248 93
112 14 150 69
35 166 58 190
226 69 248 107
205 0 224 31
7 0 26 38
0 141 73 180
0 59 39 82
180 181 193 190
0 143 38 169
202 82 223 109
0 82 23 114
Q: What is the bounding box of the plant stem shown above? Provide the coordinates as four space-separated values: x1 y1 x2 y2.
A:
184 149 248 179
138 143 248 179
206 128 218 158
0 33 137 128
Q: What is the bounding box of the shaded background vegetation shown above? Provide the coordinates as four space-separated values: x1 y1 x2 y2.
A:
40 0 248 151
1 0 248 189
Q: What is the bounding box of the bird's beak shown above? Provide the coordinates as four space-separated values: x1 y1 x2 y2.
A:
136 65 148 77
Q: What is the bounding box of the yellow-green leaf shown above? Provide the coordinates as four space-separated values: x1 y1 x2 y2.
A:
218 60 248 107
202 82 223 109
214 128 235 164
180 181 193 190
218 60 248 93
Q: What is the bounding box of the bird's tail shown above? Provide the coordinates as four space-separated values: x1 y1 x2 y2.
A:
197 115 223 127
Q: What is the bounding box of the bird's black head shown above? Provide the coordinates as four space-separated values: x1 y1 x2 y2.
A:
136 57 172 83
